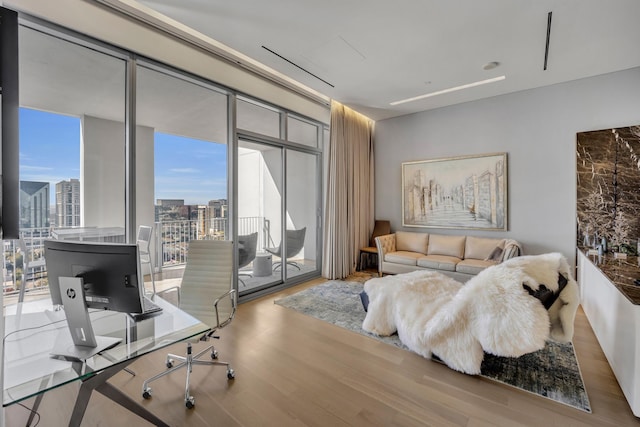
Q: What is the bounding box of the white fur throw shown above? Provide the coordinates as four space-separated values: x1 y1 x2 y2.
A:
362 252 579 375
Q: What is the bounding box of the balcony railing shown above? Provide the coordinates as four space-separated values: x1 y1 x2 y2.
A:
2 227 51 299
3 217 269 299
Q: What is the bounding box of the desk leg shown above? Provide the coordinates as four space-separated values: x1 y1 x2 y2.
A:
25 377 49 427
69 360 169 427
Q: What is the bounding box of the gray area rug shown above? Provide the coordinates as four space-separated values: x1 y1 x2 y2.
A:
274 279 591 413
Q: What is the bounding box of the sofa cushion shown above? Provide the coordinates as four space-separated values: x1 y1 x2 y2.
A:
385 251 422 266
417 255 460 272
396 231 428 254
427 234 466 258
465 236 505 260
456 258 498 275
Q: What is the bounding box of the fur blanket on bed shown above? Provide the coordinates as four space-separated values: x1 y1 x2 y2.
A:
362 252 579 375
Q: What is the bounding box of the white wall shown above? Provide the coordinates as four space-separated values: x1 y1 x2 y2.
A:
135 125 156 272
81 115 125 228
374 67 640 265
237 147 317 260
81 115 155 233
286 150 318 260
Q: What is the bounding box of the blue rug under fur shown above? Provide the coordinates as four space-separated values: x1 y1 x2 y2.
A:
275 279 591 413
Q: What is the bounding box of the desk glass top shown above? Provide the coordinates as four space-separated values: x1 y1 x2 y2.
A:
3 295 209 407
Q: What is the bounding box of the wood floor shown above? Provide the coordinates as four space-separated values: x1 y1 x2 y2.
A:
6 276 640 426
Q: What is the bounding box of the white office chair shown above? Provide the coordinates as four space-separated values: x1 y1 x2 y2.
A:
136 225 156 295
142 239 236 409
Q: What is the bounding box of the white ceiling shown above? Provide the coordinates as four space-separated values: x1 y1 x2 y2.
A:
135 0 640 121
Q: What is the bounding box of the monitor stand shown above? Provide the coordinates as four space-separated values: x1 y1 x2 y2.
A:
50 277 121 361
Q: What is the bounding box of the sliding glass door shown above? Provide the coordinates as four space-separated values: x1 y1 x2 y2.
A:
237 136 320 295
285 149 320 280
237 138 283 292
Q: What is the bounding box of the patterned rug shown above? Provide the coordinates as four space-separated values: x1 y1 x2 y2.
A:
274 278 591 413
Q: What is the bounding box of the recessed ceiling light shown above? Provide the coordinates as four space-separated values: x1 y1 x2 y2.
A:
390 75 506 106
483 61 500 70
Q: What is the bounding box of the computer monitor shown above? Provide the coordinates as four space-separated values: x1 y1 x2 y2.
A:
44 239 145 314
43 239 150 360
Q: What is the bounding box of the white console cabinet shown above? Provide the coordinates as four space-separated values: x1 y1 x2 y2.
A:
577 250 640 416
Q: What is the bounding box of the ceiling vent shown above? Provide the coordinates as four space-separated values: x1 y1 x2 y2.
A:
262 45 334 88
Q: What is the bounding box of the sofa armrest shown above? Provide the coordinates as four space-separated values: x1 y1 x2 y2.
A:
375 234 396 256
375 234 396 275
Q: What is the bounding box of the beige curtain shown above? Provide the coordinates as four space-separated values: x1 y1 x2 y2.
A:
322 101 374 279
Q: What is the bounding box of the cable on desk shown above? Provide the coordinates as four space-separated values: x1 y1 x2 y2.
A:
3 308 116 344
4 389 41 427
16 400 41 427
2 318 67 344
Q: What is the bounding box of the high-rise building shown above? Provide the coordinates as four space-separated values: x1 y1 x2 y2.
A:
208 199 228 218
55 179 80 227
19 181 50 229
207 199 227 237
156 199 184 207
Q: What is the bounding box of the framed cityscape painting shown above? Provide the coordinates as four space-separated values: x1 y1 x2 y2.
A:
402 152 507 230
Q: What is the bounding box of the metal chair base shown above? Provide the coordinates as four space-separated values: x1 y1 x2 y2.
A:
142 342 234 408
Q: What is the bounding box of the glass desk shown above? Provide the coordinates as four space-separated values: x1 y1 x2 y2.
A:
3 295 210 426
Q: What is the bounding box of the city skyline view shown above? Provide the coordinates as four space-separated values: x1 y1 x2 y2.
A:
19 107 228 207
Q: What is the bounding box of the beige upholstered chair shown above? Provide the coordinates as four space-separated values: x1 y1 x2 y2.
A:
142 239 236 409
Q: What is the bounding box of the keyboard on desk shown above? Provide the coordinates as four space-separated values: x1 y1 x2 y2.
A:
130 296 163 320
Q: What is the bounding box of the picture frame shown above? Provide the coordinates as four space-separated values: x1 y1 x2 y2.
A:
402 152 507 230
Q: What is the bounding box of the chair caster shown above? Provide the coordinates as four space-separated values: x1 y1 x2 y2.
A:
186 396 195 409
142 388 152 399
211 350 218 360
227 368 235 380
166 359 173 368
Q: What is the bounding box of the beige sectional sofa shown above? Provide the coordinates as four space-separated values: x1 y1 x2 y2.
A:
375 231 521 282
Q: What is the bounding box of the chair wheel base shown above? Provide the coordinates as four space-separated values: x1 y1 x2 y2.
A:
142 388 152 399
186 397 195 409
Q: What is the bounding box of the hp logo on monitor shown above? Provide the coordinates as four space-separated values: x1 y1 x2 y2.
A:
66 288 76 299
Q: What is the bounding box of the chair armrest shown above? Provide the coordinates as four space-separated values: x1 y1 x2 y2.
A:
157 286 181 305
213 288 237 329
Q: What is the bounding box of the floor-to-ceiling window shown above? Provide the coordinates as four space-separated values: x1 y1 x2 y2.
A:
3 16 325 304
6 25 127 301
135 63 229 291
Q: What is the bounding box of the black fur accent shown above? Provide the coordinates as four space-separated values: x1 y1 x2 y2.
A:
360 291 369 312
523 273 568 310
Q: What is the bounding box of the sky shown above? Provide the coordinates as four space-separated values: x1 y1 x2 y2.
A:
20 108 228 206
